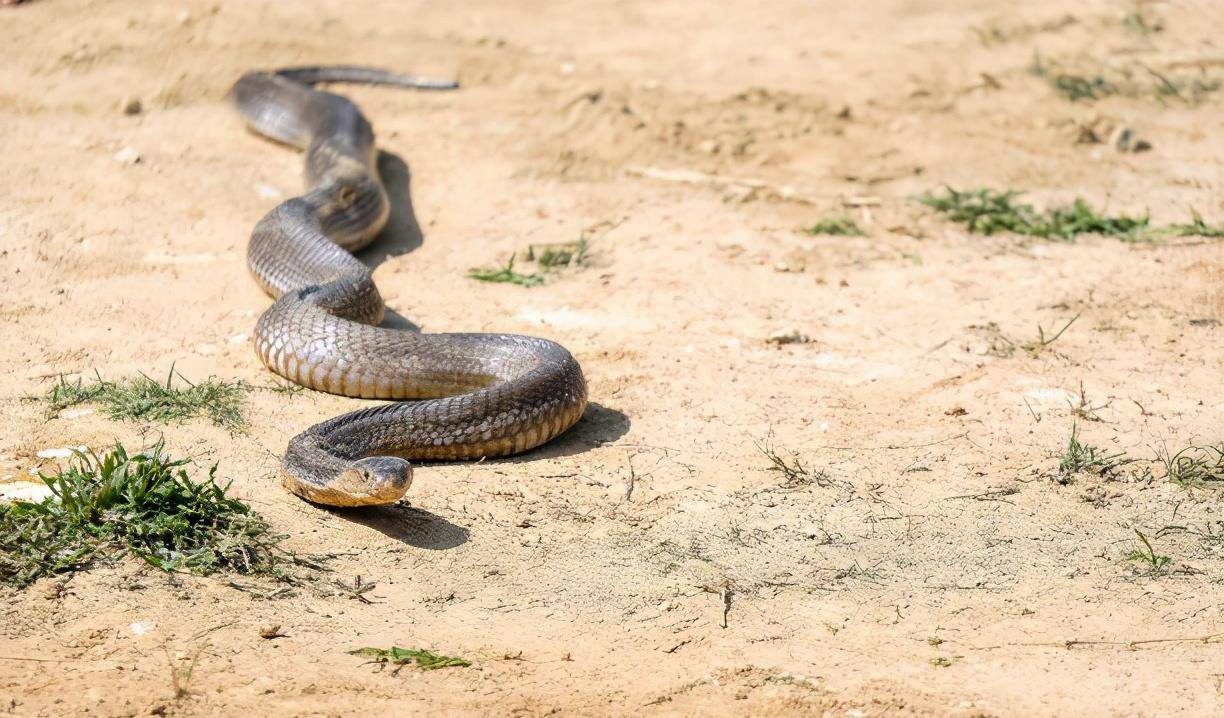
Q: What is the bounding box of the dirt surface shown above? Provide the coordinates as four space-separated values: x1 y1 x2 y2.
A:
2 0 1223 715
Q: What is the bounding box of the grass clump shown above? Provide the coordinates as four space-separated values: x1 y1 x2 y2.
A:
1055 423 1130 484
756 439 832 490
45 367 246 431
468 254 546 288
350 646 471 671
0 443 289 588
1157 443 1224 486
920 188 1148 240
800 217 866 237
527 238 589 268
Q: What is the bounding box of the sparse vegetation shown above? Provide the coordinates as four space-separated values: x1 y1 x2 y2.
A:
43 368 247 431
0 443 292 588
1122 7 1163 36
349 646 471 671
756 438 831 490
1124 529 1172 571
1031 52 1219 105
800 217 866 237
1055 423 1130 484
1019 314 1080 357
468 253 546 287
527 238 589 268
921 188 1224 242
920 188 1148 240
1156 443 1224 486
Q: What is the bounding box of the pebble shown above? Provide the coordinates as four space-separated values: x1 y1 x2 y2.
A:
196 343 219 355
256 183 283 199
36 445 87 459
0 481 54 504
114 146 142 165
59 407 95 419
229 332 249 344
120 96 143 116
130 620 156 636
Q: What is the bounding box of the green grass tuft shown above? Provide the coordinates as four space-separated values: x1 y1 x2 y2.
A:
800 217 866 237
1124 529 1171 571
44 367 247 431
527 239 589 268
468 254 546 288
0 443 291 588
1157 443 1224 487
349 646 471 671
1055 423 1131 484
920 188 1149 240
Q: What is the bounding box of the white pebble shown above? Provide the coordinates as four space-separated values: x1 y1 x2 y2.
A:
229 332 249 344
60 407 95 419
36 445 86 459
196 343 219 355
130 620 156 636
114 147 142 165
256 183 283 199
0 481 54 504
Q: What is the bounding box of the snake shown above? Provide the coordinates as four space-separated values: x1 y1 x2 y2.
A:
228 66 588 506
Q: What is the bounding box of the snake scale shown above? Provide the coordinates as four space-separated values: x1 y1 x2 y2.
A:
229 66 588 506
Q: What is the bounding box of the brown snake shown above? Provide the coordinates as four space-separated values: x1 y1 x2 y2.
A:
229 67 588 506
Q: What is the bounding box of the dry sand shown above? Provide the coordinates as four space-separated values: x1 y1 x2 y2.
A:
1 0 1223 715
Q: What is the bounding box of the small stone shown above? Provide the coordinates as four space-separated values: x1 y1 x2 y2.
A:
114 146 142 165
767 328 811 345
259 624 284 639
120 96 142 116
175 9 191 24
196 343 219 355
60 407 95 419
229 332 249 344
36 446 85 459
256 183 283 199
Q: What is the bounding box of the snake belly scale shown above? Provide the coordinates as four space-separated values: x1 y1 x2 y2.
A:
229 66 588 506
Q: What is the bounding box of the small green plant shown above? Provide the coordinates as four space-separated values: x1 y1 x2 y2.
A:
468 254 546 287
43 367 247 431
349 646 471 671
1056 423 1130 483
527 239 588 268
1156 443 1224 486
800 217 866 237
1151 209 1224 240
1020 314 1079 357
1122 7 1163 36
929 656 961 668
0 443 292 588
920 188 1148 240
1124 529 1171 570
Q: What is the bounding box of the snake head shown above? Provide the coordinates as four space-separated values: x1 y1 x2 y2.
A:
315 455 411 506
334 456 413 505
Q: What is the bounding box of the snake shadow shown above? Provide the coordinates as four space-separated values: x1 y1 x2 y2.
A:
326 503 469 550
506 401 632 461
356 150 423 332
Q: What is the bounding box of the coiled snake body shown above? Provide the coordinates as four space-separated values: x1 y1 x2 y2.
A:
229 67 588 506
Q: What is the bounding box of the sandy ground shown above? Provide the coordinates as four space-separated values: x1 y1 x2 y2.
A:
2 0 1223 715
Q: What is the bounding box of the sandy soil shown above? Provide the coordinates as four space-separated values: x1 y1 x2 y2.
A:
2 0 1223 715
